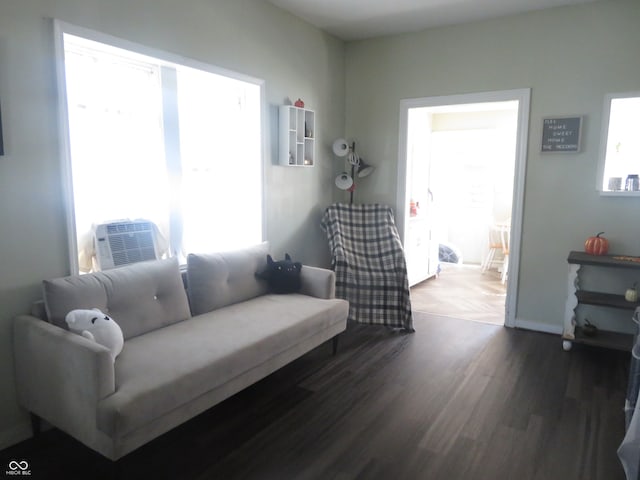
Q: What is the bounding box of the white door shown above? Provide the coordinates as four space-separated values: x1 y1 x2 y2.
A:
404 107 439 286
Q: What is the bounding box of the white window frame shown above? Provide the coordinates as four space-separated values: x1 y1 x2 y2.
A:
53 20 267 274
597 91 640 196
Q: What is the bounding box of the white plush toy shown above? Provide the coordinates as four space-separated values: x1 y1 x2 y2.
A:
65 308 124 361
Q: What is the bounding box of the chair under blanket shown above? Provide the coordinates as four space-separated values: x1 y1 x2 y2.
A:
320 203 414 332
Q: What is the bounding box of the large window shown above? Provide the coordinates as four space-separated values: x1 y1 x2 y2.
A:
598 92 640 195
56 23 264 272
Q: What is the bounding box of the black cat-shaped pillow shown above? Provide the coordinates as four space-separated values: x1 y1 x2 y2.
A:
258 253 302 294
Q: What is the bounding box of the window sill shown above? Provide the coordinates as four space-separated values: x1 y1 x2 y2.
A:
599 190 640 197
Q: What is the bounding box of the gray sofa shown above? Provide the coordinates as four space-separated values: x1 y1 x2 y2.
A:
12 242 349 461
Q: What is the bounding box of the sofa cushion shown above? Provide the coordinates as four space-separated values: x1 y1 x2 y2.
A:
96 293 349 437
43 258 191 340
187 242 270 315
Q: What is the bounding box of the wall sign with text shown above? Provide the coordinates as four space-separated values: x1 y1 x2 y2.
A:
541 116 583 153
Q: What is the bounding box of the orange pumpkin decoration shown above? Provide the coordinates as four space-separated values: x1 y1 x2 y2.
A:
585 232 609 256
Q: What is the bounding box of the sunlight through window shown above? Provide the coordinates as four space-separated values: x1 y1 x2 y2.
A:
599 93 640 193
60 30 263 271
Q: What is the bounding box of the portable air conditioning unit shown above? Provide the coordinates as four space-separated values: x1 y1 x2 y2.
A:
94 220 160 271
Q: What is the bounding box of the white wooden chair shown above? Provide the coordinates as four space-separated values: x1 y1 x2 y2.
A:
481 220 510 284
499 223 510 284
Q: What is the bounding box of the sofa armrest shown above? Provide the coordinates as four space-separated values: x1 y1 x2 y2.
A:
299 266 336 299
13 315 115 432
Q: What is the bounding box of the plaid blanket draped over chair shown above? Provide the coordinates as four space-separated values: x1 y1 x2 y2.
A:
321 203 414 332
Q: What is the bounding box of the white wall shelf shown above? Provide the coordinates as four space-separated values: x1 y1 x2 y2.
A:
279 105 315 167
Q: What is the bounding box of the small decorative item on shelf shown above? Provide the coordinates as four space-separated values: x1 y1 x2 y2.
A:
582 318 598 337
294 98 305 108
608 176 622 191
625 283 638 302
625 174 640 191
584 232 609 256
409 199 418 217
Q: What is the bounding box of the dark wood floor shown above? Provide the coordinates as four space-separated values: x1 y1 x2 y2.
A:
1 313 630 480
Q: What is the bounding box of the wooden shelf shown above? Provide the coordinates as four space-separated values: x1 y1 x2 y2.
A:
576 290 640 310
568 250 640 270
564 326 633 352
564 250 639 352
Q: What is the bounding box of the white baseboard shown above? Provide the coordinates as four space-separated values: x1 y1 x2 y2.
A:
514 317 563 335
0 421 32 451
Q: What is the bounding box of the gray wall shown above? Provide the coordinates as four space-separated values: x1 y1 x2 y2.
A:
0 0 344 448
344 0 640 330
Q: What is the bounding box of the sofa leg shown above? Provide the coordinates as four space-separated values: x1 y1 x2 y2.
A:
332 335 339 356
30 412 41 437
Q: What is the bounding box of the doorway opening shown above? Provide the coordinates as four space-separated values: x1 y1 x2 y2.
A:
397 89 530 328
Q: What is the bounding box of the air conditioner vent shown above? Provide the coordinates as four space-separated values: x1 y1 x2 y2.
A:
94 220 160 271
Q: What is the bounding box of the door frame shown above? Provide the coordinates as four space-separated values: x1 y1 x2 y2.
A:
396 88 531 328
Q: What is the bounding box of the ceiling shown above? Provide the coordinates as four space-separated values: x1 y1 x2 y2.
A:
267 0 597 41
